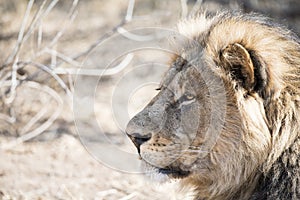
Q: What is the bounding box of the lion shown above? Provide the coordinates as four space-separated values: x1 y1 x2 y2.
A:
126 11 300 200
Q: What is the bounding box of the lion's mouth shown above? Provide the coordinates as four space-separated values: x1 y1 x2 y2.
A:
158 167 190 179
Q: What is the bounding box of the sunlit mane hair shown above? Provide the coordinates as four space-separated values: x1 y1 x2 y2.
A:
178 11 300 199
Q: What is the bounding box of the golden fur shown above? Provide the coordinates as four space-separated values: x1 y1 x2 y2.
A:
126 11 300 200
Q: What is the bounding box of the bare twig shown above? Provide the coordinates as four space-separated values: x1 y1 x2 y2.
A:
117 27 155 41
4 57 19 104
53 53 134 76
125 0 135 22
50 46 57 68
4 0 34 66
37 19 43 49
67 73 74 93
180 0 188 18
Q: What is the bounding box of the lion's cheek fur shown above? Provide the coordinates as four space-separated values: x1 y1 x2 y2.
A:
238 93 271 162
184 92 271 199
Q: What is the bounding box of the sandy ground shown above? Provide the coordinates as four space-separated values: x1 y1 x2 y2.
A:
0 134 185 200
1 1 300 200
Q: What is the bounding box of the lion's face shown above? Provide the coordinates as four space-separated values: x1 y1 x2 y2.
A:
126 32 272 197
127 55 214 178
126 46 271 185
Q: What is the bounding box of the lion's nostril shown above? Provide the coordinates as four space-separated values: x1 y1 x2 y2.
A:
127 133 152 153
135 136 151 146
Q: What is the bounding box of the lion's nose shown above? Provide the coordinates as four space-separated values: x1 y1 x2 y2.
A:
127 133 152 153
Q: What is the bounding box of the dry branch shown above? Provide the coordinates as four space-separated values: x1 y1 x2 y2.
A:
0 0 138 147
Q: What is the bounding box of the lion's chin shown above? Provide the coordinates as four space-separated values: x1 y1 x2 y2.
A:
141 161 190 183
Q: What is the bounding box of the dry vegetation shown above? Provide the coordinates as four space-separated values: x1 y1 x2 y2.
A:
0 0 299 199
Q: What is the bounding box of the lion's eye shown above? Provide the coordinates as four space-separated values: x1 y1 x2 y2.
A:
178 94 195 104
184 93 195 100
177 93 195 108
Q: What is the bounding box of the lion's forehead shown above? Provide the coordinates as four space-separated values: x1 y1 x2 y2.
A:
160 64 201 100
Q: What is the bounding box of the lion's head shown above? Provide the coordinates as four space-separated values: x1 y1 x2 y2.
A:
126 11 300 199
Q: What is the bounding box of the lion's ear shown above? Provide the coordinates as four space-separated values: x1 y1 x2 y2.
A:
220 43 256 91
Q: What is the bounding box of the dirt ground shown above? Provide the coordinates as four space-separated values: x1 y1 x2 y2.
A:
0 134 188 200
1 1 300 200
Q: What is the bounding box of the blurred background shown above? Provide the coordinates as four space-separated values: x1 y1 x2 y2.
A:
0 0 300 199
